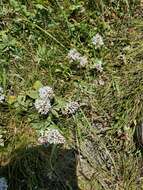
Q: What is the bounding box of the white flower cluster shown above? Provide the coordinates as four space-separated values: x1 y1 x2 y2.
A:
68 49 81 61
62 101 80 115
79 56 88 68
95 62 103 72
38 128 65 145
34 99 51 115
0 87 5 103
68 49 88 68
92 33 104 49
38 86 54 99
0 134 4 147
34 86 54 115
0 177 8 190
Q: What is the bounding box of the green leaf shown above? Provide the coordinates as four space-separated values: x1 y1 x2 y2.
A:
35 4 44 10
10 0 20 9
7 95 17 105
33 80 43 90
27 90 39 99
51 109 59 118
31 119 51 130
54 97 66 110
17 95 26 106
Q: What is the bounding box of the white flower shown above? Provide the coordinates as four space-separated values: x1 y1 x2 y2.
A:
62 101 80 115
79 6 86 13
68 49 81 62
38 86 54 99
92 33 104 49
95 63 103 72
98 79 105 85
0 95 5 103
79 56 88 68
34 98 51 115
38 129 65 145
0 87 3 94
68 49 88 68
0 177 8 190
0 87 4 103
34 86 54 115
0 134 4 147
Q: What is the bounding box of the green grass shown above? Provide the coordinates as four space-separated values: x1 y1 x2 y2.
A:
0 0 143 189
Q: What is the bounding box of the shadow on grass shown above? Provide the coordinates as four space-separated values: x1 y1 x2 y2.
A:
0 145 79 190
